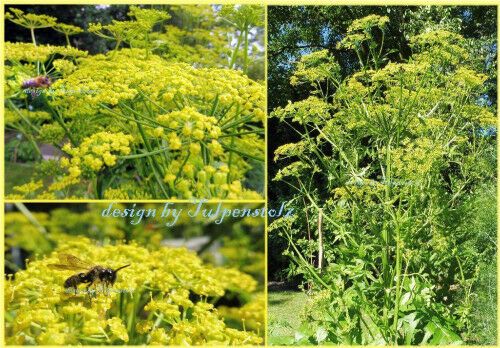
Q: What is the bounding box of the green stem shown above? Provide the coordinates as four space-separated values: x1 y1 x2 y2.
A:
100 104 157 129
7 100 40 133
392 220 402 343
229 30 243 69
227 136 236 183
137 90 168 114
30 28 37 46
220 115 254 130
354 48 364 69
132 113 170 197
383 140 393 331
47 104 77 145
174 151 191 183
147 313 164 344
218 130 264 138
133 113 165 178
26 133 42 159
120 102 168 130
119 147 169 159
243 26 249 74
283 228 330 290
114 39 121 51
14 203 46 233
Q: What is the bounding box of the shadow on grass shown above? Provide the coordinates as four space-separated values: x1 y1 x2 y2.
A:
268 297 289 306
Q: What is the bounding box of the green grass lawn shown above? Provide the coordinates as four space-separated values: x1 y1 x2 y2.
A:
4 162 36 195
268 290 307 345
468 260 497 344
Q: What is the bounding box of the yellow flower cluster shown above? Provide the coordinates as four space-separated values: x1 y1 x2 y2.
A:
5 7 264 200
156 122 262 199
339 14 389 49
273 141 307 161
53 23 84 36
272 96 331 124
290 49 340 87
4 211 52 254
5 237 263 345
5 8 57 29
61 132 134 174
219 294 265 331
156 106 221 142
52 59 76 75
5 42 87 63
347 14 389 33
4 109 51 124
51 49 264 123
391 138 446 181
158 24 229 68
102 185 153 200
410 30 469 65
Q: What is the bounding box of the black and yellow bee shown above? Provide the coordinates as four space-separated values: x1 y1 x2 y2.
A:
48 253 130 295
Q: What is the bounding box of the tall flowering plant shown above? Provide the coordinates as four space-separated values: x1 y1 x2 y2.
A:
5 6 265 199
270 15 496 344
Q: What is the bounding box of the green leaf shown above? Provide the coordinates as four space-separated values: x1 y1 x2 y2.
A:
316 327 328 343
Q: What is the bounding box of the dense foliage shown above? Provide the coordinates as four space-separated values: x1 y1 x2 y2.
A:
269 12 497 345
268 5 497 205
4 5 265 199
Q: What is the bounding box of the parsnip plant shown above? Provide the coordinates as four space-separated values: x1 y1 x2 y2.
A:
270 15 496 344
4 6 265 199
5 237 264 345
4 204 265 345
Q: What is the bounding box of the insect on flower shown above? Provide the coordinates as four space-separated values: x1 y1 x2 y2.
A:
48 253 130 295
22 75 52 89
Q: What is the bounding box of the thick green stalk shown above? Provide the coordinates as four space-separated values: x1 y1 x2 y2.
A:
243 26 249 74
392 220 402 343
283 228 330 290
30 28 37 46
114 39 121 51
229 30 243 69
382 140 392 332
